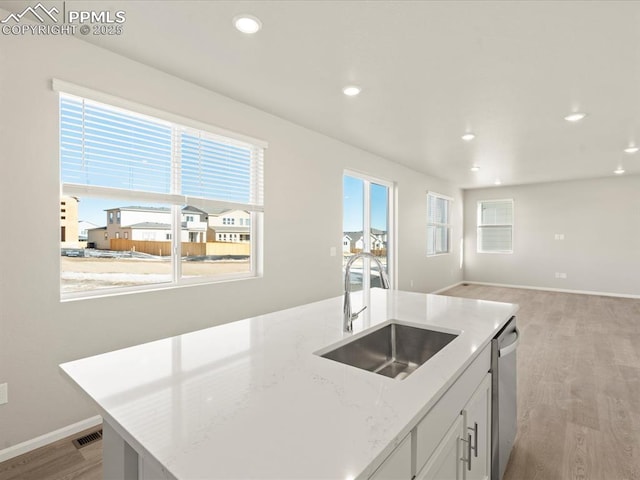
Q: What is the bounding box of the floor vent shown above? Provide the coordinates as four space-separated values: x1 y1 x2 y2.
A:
462 283 469 286
73 429 103 449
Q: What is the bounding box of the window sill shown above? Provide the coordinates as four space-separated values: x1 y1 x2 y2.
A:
60 272 261 302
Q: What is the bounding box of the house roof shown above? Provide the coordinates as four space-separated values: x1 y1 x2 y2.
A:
105 206 171 213
182 205 207 215
203 207 251 216
210 226 250 234
125 222 171 230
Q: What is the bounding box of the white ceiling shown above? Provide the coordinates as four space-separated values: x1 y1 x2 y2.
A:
6 0 640 188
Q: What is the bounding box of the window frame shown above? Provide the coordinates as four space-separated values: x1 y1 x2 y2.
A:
476 199 514 254
426 191 452 257
55 79 267 301
343 169 397 290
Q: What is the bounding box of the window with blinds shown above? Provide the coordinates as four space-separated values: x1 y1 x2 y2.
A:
58 90 265 299
427 192 451 256
477 199 513 253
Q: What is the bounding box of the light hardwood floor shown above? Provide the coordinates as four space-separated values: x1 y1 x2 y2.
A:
0 427 102 480
443 284 640 480
1 285 638 479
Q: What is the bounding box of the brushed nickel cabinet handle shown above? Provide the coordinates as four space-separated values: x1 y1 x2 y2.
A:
468 421 478 457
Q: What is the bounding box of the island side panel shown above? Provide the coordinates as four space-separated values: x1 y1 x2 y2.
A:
103 421 139 480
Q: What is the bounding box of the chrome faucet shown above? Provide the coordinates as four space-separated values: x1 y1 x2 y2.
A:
343 252 390 332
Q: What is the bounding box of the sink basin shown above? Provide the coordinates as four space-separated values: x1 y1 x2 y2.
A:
319 322 458 380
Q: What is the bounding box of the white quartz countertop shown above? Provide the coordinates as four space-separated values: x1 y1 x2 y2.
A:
60 289 518 480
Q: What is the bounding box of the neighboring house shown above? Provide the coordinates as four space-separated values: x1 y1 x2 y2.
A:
342 235 352 254
78 220 98 242
87 226 108 249
104 206 208 244
181 206 209 243
344 228 387 253
205 207 251 243
60 195 79 247
120 222 172 242
86 205 249 250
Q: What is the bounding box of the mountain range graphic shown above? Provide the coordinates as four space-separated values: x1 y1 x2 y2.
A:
1 3 59 24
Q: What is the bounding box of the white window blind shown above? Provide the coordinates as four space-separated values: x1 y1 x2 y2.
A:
60 93 264 211
427 192 451 256
180 129 264 207
60 96 173 193
477 199 513 253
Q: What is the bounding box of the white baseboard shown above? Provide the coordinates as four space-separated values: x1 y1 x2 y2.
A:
430 281 464 294
462 281 640 299
0 415 102 463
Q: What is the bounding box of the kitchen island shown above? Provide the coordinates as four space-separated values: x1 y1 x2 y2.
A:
60 289 518 479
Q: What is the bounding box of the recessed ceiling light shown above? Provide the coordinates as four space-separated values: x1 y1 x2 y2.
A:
614 167 625 175
564 112 587 122
343 86 361 96
624 146 639 154
470 165 480 172
494 179 502 185
462 133 475 141
233 15 262 34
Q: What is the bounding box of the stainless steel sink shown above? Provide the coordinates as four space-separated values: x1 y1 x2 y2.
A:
319 322 458 380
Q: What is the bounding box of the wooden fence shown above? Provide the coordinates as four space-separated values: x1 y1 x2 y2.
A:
110 239 250 257
350 248 388 257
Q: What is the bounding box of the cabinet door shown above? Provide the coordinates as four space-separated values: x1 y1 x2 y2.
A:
416 415 464 480
463 373 492 480
369 433 412 480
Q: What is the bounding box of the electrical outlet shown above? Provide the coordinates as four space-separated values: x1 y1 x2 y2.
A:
329 247 337 257
555 272 567 279
0 383 7 405
554 234 565 240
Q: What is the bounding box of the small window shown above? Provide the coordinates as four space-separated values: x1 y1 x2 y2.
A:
427 192 451 256
477 199 513 253
108 212 114 224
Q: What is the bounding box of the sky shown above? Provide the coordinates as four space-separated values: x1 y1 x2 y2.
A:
343 175 388 233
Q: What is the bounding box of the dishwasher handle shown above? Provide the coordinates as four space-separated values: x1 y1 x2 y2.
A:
498 326 520 357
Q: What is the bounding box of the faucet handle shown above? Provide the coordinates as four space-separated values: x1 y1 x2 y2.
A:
351 305 367 320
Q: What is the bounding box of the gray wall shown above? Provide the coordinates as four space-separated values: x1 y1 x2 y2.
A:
463 175 640 297
0 13 462 448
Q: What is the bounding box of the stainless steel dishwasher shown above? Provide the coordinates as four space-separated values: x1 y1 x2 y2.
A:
491 316 520 480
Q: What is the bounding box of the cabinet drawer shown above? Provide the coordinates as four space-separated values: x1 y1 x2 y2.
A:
415 344 490 474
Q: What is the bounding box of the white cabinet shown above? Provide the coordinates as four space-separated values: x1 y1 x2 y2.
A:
369 346 492 480
462 374 492 480
369 434 412 480
415 415 465 480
